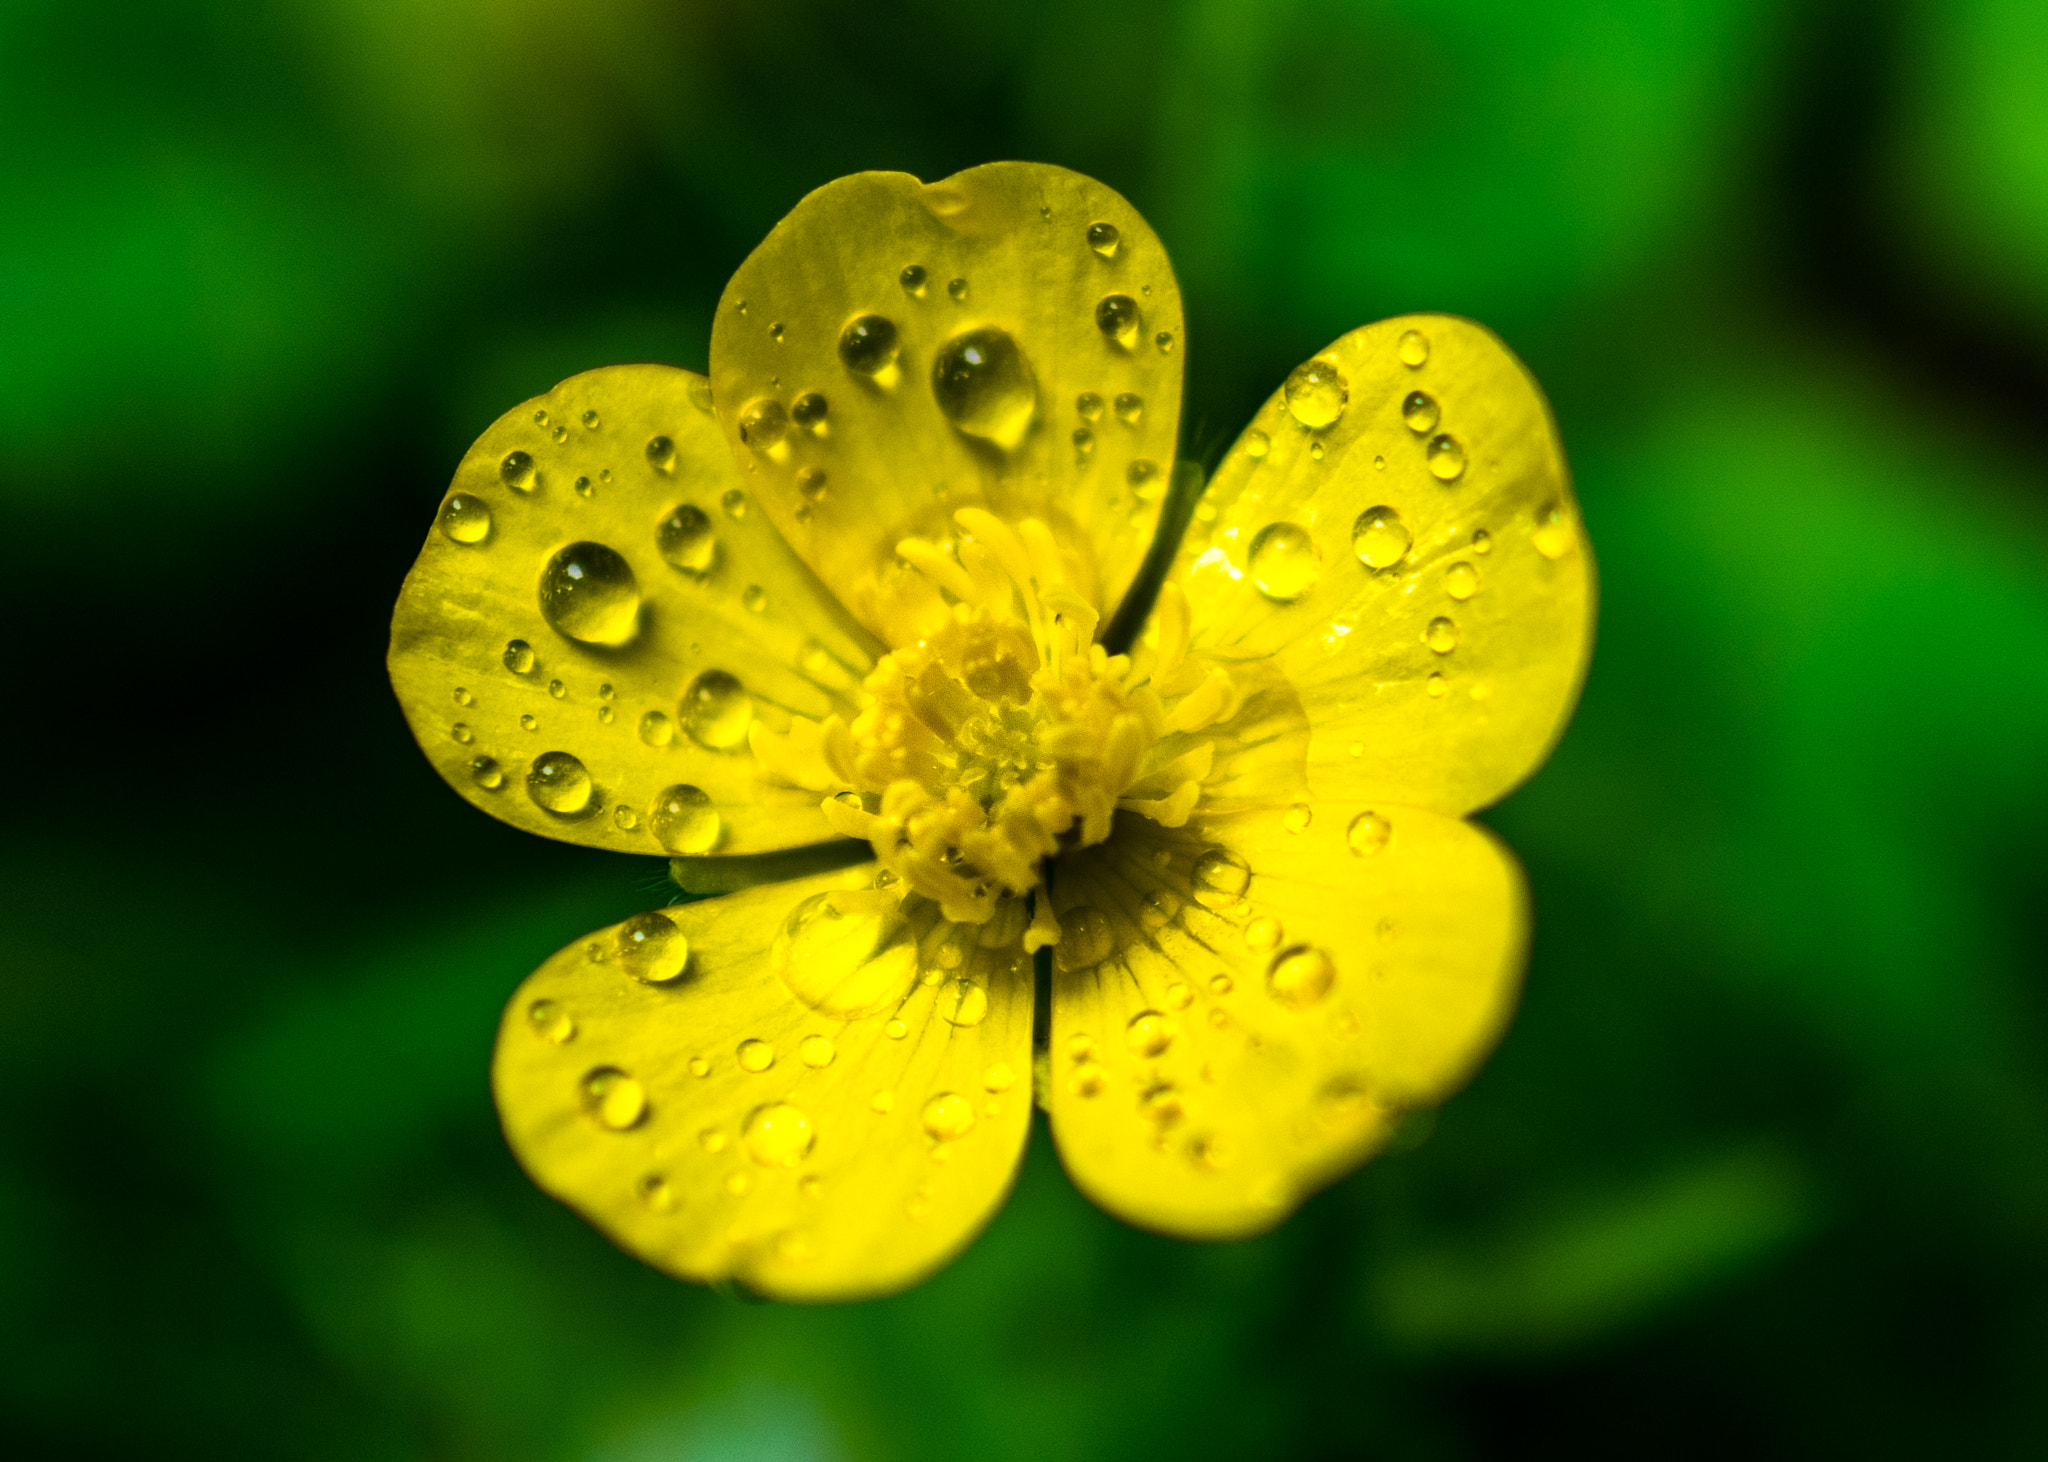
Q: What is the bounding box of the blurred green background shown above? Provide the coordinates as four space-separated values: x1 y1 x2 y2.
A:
6 0 2048 1456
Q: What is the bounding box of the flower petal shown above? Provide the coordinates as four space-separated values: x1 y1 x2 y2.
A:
708 164 1186 642
494 865 1033 1301
1175 315 1594 815
390 364 883 855
1044 804 1525 1239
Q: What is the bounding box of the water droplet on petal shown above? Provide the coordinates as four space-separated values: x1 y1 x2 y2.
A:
687 378 713 413
947 277 968 302
526 752 592 814
451 723 474 744
1426 616 1459 653
839 315 899 374
1398 329 1430 367
649 784 719 852
744 1102 814 1166
1351 506 1411 570
646 436 676 474
922 1093 976 1141
1426 672 1448 698
658 505 716 574
1155 331 1175 354
1113 393 1144 427
503 639 535 674
1248 522 1320 602
469 755 503 790
772 892 919 1017
1057 907 1114 969
767 322 784 343
615 911 689 983
1076 392 1103 421
547 678 566 699
932 327 1037 448
1096 294 1140 348
742 585 767 613
736 1038 775 1073
791 393 828 429
681 670 753 749
1087 222 1120 258
1245 915 1283 951
638 711 676 748
1284 360 1347 429
722 488 747 519
1268 945 1336 1009
1445 562 1479 600
943 981 989 1026
1401 391 1439 433
612 803 636 828
1533 501 1574 558
885 1020 907 1040
519 714 537 731
580 1067 647 1130
800 1035 836 1068
1191 848 1250 910
1472 528 1493 555
1427 434 1466 481
739 398 789 453
796 467 828 501
1072 426 1095 462
1140 888 1181 931
539 543 641 646
438 492 493 544
639 1174 677 1212
1347 811 1391 856
1126 1010 1176 1057
984 1062 1016 1092
1283 803 1312 833
528 998 576 1043
899 264 927 296
501 451 537 492
1244 428 1269 460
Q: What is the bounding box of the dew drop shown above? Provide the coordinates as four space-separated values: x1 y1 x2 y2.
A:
1057 907 1114 970
1126 1010 1176 1057
1248 522 1321 602
800 1035 836 1068
469 755 504 790
1533 501 1574 559
646 436 676 474
681 670 753 749
871 1089 896 1112
737 1038 775 1073
943 981 989 1027
744 1102 814 1166
519 714 537 731
885 1020 907 1040
1140 887 1181 931
832 316 900 380
615 911 689 984
552 426 568 444
547 678 566 699
1072 426 1095 462
503 639 535 674
533 410 549 426
1245 916 1283 951
657 504 716 575
1209 973 1234 995
638 1174 677 1213
1426 672 1448 698
932 327 1038 449
689 1057 711 1078
1283 803 1312 833
796 467 828 501
501 451 537 492
686 377 713 413
438 492 493 544
1284 359 1348 429
451 723 473 744
1347 811 1391 856
899 264 927 296
580 1067 647 1130
1445 562 1479 601
947 277 968 302
1397 330 1430 368
1351 506 1411 570
738 398 790 453
791 393 828 429
526 752 592 814
1191 848 1250 910
922 1093 976 1142
984 1062 1017 1092
539 542 641 646
527 998 575 1044
722 488 747 519
1426 616 1459 653
1076 391 1103 422
1127 459 1159 495
1244 428 1269 460
1401 391 1440 434
1427 434 1466 481
649 784 719 853
573 475 593 498
1095 294 1140 347
767 322 784 343
612 803 636 829
639 710 675 747
1087 222 1120 258
1068 1064 1106 1098
1155 331 1175 353
1268 946 1337 1010
1108 395 1141 430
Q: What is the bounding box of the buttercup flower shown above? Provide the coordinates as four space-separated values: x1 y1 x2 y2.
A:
390 164 1593 1301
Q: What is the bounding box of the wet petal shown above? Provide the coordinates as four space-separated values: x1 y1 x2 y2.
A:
493 865 1033 1301
1175 315 1594 815
390 365 883 855
709 164 1185 642
1044 805 1524 1239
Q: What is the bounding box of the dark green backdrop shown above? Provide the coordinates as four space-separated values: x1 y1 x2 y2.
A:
5 0 2047 1457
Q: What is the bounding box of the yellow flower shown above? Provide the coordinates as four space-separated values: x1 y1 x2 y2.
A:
389 163 1594 1301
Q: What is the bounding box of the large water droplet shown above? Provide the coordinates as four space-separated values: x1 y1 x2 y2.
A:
773 891 918 1017
1087 222 1120 258
922 1093 976 1141
658 505 716 575
838 315 899 375
1401 391 1440 434
791 393 828 430
1347 811 1391 856
899 264 927 296
1426 616 1459 653
1191 848 1250 910
616 911 689 983
932 327 1037 449
469 755 504 790
526 752 592 814
1445 562 1479 601
503 639 535 674
1057 907 1114 970
1095 294 1140 348
501 451 537 492
539 542 641 646
1126 1010 1176 1057
649 784 719 852
1268 946 1337 1009
1398 329 1430 367
1248 522 1321 602
1284 359 1348 429
438 493 493 544
1351 506 1411 570
1427 434 1466 481
681 670 753 749
744 1102 815 1166
581 1067 647 1130
739 398 789 453
646 436 677 474
639 710 675 747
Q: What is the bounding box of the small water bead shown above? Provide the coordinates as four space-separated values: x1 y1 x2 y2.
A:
438 492 493 544
1155 332 1175 353
1087 221 1120 258
984 1063 1017 1093
539 542 641 646
1244 428 1269 460
1426 672 1448 698
899 264 927 296
1073 427 1095 462
1445 562 1479 600
1248 522 1321 602
768 322 785 343
1245 916 1283 951
796 467 828 501
744 1103 815 1166
1347 811 1391 856
742 585 767 613
637 1174 677 1213
1066 1033 1098 1061
1533 502 1574 559
646 435 676 474
1096 294 1140 347
1268 946 1337 1010
1283 803 1313 833
451 723 474 744
681 670 753 749
454 687 474 706
1351 506 1411 570
736 1038 775 1073
1398 329 1430 367
1311 441 1325 462
947 277 968 302
649 784 719 853
615 911 689 983
1427 434 1466 481
799 1035 836 1068
722 488 747 519
528 998 576 1044
689 1056 712 1078
1126 1010 1176 1058
527 752 592 814
574 475 593 498
657 504 716 575
1113 392 1143 427
1401 391 1440 434
580 409 600 430
612 803 636 829
1426 616 1459 653
1058 907 1115 969
922 1093 976 1141
738 398 790 452
552 425 568 444
885 1020 907 1040
686 376 713 413
639 710 675 747
791 393 828 429
1284 359 1348 429
547 678 566 699
519 714 538 731
503 639 535 674
469 755 504 790
943 981 989 1027
1068 1064 1107 1098
1165 981 1193 1011
534 410 549 426
932 327 1037 449
1191 848 1251 910
580 1068 647 1130
1127 459 1159 494
1209 973 1234 995
1140 887 1181 931
698 1128 727 1153
1472 528 1493 555
501 450 537 492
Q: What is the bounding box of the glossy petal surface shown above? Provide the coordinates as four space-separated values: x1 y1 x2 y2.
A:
1046 804 1525 1239
1177 314 1594 815
390 365 881 855
709 163 1185 642
494 865 1033 1301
